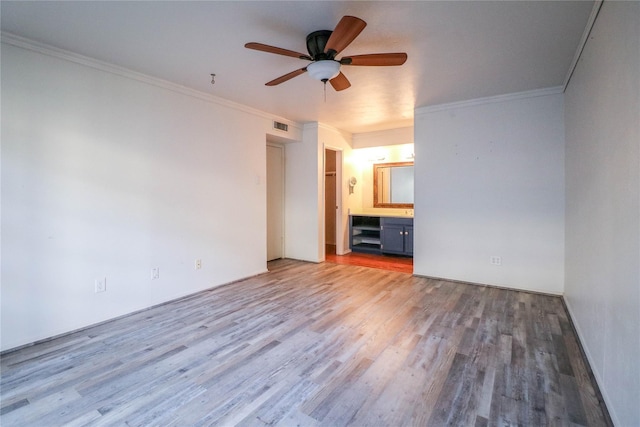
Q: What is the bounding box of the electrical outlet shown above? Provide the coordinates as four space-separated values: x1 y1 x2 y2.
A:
95 277 106 293
195 259 202 270
152 267 160 280
490 256 502 266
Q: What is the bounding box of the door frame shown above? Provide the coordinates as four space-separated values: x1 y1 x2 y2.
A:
324 145 344 255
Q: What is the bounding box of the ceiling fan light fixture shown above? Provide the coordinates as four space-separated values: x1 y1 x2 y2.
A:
307 60 340 82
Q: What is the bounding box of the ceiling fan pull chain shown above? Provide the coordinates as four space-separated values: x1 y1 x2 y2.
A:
324 81 327 102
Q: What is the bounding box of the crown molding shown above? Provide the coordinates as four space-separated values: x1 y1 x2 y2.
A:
318 122 352 139
415 86 564 116
562 0 604 90
353 125 413 140
352 126 414 149
299 122 354 145
1 32 302 132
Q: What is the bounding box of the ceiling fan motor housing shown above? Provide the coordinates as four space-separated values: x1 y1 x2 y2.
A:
306 30 333 60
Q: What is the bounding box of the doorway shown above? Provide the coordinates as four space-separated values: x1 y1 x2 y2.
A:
325 149 337 248
267 144 284 261
324 147 343 257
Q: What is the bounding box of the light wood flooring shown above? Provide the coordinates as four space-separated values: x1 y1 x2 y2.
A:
1 259 610 426
325 244 413 274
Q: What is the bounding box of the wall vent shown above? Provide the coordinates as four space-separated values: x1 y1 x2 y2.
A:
273 121 289 132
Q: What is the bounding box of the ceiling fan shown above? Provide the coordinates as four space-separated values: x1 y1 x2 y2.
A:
245 15 408 91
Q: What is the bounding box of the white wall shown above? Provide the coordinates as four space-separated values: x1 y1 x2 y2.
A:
564 2 640 425
0 41 285 351
284 123 322 262
414 92 565 294
284 123 356 260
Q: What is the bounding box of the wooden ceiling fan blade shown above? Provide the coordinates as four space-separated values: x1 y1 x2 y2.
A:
245 42 312 60
324 16 367 56
265 67 308 86
329 72 351 91
341 53 408 66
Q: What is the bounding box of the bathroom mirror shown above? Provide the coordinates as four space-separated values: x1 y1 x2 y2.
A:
373 162 414 208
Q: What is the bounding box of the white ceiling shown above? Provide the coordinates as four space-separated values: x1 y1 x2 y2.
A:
1 1 595 133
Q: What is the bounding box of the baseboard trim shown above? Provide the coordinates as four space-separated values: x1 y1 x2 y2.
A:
412 273 562 298
562 297 616 427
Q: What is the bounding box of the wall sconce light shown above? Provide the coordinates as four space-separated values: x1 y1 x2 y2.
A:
349 176 357 194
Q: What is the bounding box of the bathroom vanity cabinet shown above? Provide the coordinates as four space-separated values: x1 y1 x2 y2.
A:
349 215 413 257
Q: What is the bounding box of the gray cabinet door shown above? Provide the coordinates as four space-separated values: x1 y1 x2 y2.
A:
382 224 405 254
381 217 413 256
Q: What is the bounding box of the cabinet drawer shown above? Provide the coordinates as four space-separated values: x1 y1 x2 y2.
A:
381 217 413 227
